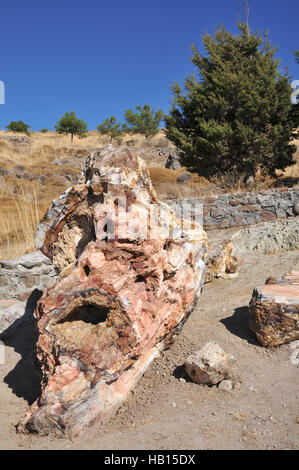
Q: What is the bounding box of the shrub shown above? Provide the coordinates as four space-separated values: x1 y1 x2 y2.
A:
6 120 30 134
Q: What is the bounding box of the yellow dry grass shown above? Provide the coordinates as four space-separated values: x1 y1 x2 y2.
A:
283 136 299 179
0 130 298 260
0 130 172 259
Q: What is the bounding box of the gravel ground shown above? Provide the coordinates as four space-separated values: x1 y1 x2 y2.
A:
0 248 298 450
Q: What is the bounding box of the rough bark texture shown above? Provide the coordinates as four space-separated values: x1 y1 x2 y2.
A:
249 271 299 347
17 145 207 438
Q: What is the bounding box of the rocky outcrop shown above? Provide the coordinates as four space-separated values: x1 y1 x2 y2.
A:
165 149 181 170
0 252 57 337
232 219 299 255
249 271 299 347
18 145 207 438
0 135 31 149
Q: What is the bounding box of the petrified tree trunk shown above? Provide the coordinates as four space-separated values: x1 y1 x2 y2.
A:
18 146 207 437
249 271 299 347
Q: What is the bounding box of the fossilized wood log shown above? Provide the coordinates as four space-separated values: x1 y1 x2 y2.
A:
249 271 299 347
18 145 207 437
204 240 240 283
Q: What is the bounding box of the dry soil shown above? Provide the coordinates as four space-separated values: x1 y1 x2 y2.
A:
0 247 298 450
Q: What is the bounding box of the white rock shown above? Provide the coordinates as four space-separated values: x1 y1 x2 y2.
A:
185 342 237 385
218 379 233 391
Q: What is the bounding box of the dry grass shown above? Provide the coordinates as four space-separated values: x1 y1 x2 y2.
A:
0 184 49 259
0 130 173 259
0 129 172 156
0 130 298 260
149 167 217 199
282 137 299 180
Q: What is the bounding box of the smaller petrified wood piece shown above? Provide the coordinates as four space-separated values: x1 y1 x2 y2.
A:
249 271 299 347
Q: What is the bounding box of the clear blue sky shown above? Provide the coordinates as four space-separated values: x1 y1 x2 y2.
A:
0 0 298 130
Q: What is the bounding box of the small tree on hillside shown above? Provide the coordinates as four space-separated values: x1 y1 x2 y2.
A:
165 23 297 179
124 104 163 140
97 116 123 143
55 111 87 142
6 120 30 134
40 128 48 133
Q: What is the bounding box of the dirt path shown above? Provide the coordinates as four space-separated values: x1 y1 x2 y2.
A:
0 250 298 450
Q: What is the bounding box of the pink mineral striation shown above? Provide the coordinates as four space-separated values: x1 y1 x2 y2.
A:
249 271 299 347
17 145 207 437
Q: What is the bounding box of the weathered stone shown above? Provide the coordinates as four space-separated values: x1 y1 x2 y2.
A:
276 208 286 218
165 187 299 231
204 240 240 283
261 210 276 221
0 252 57 336
185 342 237 386
234 216 246 225
218 379 233 391
249 271 299 347
294 203 299 216
0 301 26 334
219 219 231 229
18 145 207 438
164 149 181 170
232 219 299 255
211 209 225 218
240 205 260 212
176 172 191 183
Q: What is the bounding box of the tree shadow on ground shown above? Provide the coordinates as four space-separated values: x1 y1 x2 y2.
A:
1 289 43 405
220 306 260 346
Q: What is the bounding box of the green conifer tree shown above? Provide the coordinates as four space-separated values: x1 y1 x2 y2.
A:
165 23 297 178
97 116 122 143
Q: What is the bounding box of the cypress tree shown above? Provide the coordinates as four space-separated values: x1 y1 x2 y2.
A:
165 23 297 179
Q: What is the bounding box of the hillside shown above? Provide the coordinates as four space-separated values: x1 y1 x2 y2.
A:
0 130 298 260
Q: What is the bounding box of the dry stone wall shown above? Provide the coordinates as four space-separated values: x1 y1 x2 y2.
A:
166 187 299 230
0 252 57 336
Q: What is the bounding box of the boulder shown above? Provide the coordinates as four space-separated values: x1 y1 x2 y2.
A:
18 145 207 438
165 150 181 170
185 342 237 386
249 271 299 347
176 172 191 184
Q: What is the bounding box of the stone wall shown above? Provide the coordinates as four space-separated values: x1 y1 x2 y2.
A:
0 252 57 336
166 187 299 230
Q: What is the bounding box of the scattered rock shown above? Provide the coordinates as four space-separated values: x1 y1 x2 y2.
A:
0 135 31 148
176 172 191 184
294 203 299 216
18 145 207 438
185 342 237 386
249 271 299 347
